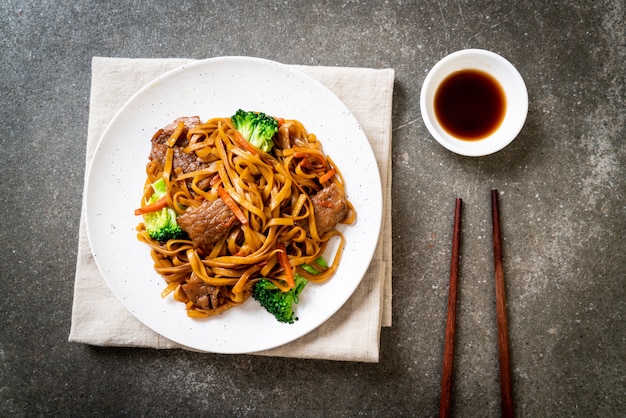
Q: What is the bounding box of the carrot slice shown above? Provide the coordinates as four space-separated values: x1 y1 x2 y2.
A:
209 173 222 186
293 151 326 167
134 195 168 215
276 242 295 289
318 168 336 184
217 186 248 225
231 129 259 155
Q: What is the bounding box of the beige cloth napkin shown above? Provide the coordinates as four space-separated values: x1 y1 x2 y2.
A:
69 57 394 363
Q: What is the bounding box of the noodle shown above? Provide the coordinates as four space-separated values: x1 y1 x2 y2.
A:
136 115 355 318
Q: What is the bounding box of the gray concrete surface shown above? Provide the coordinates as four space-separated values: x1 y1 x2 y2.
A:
1 1 624 416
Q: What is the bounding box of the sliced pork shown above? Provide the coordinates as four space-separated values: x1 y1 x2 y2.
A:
149 143 212 174
177 197 237 253
151 116 201 147
148 116 215 193
310 183 350 236
181 273 220 310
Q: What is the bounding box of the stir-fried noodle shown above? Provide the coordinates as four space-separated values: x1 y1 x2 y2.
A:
136 115 355 318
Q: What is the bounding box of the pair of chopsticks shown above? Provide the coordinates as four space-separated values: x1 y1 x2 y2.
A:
439 190 513 418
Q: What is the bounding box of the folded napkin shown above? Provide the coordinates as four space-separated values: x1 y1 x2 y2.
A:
69 57 394 363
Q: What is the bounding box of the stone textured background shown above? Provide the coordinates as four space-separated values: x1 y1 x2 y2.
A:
1 1 624 416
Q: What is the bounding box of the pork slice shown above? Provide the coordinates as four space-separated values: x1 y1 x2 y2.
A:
181 273 220 310
311 183 349 236
177 197 237 253
152 116 201 147
149 143 212 174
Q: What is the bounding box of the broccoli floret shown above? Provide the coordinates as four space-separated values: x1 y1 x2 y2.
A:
143 178 186 242
252 275 308 324
150 176 167 196
231 109 278 153
145 207 185 242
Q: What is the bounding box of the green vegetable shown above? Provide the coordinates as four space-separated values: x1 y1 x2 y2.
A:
252 275 308 324
144 178 186 242
300 256 328 274
231 109 278 153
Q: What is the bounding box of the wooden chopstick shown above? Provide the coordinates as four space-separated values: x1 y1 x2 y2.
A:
491 189 514 418
439 197 462 418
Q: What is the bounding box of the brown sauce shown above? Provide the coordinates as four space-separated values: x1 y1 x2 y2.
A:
434 69 506 141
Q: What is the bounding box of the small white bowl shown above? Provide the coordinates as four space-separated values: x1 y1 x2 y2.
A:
420 49 528 157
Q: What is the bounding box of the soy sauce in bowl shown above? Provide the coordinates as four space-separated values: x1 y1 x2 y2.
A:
434 69 506 141
420 49 528 156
